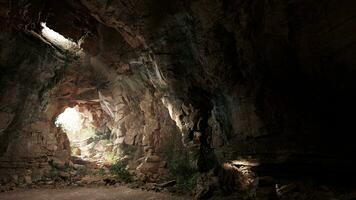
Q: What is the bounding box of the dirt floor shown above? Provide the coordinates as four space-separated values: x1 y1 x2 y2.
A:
0 186 191 200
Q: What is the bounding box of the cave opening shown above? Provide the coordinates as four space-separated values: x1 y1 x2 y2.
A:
55 107 84 138
54 104 116 165
39 22 84 57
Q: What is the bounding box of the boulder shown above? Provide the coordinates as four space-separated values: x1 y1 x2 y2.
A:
137 162 160 174
24 175 32 184
145 155 161 163
58 171 70 179
50 158 67 170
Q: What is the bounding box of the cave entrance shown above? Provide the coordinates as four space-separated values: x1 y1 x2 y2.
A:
55 105 115 164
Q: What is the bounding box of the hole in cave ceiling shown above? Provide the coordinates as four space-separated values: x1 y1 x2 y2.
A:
40 22 84 54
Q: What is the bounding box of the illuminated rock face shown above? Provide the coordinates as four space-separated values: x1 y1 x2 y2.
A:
74 0 356 169
0 26 180 183
0 0 356 197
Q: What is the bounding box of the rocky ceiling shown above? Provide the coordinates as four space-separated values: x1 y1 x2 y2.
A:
0 0 356 198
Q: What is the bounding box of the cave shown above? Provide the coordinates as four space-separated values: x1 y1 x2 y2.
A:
0 0 356 199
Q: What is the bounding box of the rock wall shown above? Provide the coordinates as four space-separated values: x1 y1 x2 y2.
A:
1 0 356 196
1 1 184 184
0 32 71 183
76 0 356 167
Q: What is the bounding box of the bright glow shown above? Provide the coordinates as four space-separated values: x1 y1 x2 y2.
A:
161 97 183 130
55 107 83 135
55 106 96 144
40 22 82 53
231 159 260 167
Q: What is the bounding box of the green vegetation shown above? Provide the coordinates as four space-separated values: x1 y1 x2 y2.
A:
162 132 198 193
92 130 111 141
109 160 133 183
98 168 106 176
104 152 118 164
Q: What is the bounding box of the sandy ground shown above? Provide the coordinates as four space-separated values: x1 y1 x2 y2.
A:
0 186 191 200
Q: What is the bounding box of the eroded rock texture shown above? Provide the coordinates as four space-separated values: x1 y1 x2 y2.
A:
1 0 356 198
0 32 71 183
78 0 356 171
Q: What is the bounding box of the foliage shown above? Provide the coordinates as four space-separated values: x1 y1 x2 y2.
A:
92 131 111 141
109 160 133 183
197 145 218 172
104 152 118 164
98 168 106 176
167 153 198 193
162 132 198 193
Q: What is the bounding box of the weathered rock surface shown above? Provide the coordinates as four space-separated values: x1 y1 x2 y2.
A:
1 0 356 198
0 32 71 183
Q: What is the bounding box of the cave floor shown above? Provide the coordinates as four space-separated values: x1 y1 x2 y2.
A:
0 186 190 200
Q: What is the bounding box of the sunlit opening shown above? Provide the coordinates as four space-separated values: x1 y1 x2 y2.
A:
40 22 83 53
55 106 96 142
55 107 83 139
55 106 115 164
